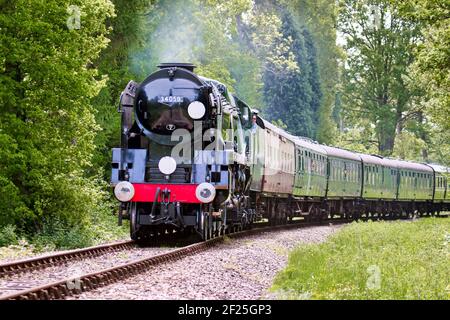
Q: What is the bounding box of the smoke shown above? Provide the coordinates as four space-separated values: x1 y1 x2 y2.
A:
129 0 204 77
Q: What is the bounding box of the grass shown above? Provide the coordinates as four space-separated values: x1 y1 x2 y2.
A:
272 218 450 300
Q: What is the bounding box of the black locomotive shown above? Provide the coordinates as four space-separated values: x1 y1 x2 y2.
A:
112 63 258 240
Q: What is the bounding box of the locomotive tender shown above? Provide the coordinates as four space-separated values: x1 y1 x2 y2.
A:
111 63 449 241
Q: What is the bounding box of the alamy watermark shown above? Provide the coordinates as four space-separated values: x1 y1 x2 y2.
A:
67 5 81 30
366 265 381 290
160 120 318 177
66 265 83 291
369 5 381 30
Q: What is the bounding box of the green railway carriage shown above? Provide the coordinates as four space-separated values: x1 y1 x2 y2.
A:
359 155 397 200
322 146 362 198
291 137 327 198
395 160 433 201
428 164 449 203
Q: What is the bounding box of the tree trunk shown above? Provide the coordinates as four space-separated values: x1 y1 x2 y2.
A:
377 104 401 156
378 130 396 156
417 112 428 162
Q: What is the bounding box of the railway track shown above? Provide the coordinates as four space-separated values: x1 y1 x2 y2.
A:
0 240 135 277
0 219 348 300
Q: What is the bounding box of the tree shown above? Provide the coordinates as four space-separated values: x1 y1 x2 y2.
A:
92 0 154 178
0 0 114 233
338 0 422 156
287 0 341 143
394 0 450 164
263 10 321 138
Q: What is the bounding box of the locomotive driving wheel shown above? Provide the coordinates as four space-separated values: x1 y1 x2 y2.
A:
200 211 214 240
129 202 140 241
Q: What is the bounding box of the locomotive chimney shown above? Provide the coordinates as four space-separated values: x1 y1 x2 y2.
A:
157 63 196 72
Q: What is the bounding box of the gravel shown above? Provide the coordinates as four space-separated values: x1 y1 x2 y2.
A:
0 246 174 298
70 224 341 300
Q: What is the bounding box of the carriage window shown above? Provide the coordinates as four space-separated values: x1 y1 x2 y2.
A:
333 162 336 180
299 155 302 172
335 163 338 180
298 154 301 172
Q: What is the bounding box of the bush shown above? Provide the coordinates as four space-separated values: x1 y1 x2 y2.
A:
31 219 92 250
0 0 115 245
30 181 128 250
0 225 19 247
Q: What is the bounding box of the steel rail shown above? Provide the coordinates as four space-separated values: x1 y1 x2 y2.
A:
0 240 135 277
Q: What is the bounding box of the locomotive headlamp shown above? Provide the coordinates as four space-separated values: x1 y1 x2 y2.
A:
195 182 216 203
158 156 177 175
114 181 135 202
187 101 206 119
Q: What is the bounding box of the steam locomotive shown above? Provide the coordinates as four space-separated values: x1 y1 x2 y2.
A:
111 63 449 241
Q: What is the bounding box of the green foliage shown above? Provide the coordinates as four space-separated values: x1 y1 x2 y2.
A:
392 130 427 161
334 126 379 155
338 0 422 156
336 0 449 162
394 0 450 165
271 119 288 130
0 0 120 243
32 219 92 250
287 0 341 143
273 218 450 299
263 9 322 138
91 0 154 179
0 225 19 247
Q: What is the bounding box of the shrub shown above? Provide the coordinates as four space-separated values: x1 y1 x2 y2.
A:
0 225 19 247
